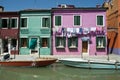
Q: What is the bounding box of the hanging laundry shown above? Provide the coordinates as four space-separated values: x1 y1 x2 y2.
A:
90 27 96 32
79 28 83 34
83 28 89 35
76 28 79 34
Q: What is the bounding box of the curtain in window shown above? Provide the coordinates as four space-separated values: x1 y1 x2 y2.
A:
29 38 37 49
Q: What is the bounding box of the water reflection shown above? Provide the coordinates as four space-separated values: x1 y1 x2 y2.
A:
0 63 120 80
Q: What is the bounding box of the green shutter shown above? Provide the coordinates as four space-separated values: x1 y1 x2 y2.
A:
42 18 45 27
63 37 66 47
96 37 98 48
14 19 17 28
103 37 106 47
55 16 61 26
47 18 50 27
75 37 78 47
68 38 71 47
74 16 80 25
97 16 103 25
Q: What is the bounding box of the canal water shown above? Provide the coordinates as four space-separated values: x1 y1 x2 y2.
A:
0 63 120 80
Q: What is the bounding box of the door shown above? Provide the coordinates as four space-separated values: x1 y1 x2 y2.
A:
29 37 39 54
82 41 88 53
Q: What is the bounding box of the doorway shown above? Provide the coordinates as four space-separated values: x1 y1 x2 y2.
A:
82 41 88 54
29 37 39 54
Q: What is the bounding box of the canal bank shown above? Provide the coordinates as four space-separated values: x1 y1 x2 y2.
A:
1 54 120 62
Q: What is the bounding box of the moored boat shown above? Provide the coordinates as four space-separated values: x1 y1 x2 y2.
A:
59 58 120 70
0 54 57 67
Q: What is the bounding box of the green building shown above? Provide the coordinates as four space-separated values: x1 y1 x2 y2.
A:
19 9 51 55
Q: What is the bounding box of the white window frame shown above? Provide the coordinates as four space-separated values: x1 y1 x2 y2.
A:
10 17 18 29
41 16 51 28
20 17 28 29
20 37 28 48
1 17 9 29
96 15 105 27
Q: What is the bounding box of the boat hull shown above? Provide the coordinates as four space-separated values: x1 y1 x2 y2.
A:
0 59 57 67
59 58 120 70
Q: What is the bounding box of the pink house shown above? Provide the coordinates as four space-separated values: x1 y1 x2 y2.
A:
52 5 107 56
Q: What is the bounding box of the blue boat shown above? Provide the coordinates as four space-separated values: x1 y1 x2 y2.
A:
59 58 120 70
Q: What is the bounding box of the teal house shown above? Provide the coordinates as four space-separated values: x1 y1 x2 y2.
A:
19 9 51 55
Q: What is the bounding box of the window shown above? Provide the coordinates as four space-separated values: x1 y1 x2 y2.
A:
74 15 80 26
97 15 104 26
1 18 9 28
21 18 27 28
55 37 66 48
21 38 28 47
42 17 50 27
68 37 78 48
11 39 17 50
96 36 106 49
10 18 17 28
55 16 61 26
41 38 49 47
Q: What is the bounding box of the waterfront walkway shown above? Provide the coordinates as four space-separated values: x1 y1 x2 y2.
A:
0 54 120 61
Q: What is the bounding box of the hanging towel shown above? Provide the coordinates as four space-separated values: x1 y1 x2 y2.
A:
90 27 96 32
79 28 83 34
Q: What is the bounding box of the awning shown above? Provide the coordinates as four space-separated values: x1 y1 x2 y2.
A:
81 37 90 41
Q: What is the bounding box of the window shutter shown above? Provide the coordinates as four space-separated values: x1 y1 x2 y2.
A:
68 38 71 47
42 18 45 27
97 16 103 25
27 38 29 48
96 37 98 48
47 18 50 27
75 37 78 47
74 16 80 25
55 16 61 26
103 37 106 47
63 37 66 47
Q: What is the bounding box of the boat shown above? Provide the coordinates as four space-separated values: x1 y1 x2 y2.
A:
59 58 120 70
0 54 57 67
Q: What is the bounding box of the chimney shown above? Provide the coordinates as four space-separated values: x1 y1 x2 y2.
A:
0 6 4 12
96 4 101 8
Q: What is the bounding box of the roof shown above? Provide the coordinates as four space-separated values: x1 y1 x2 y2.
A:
52 7 107 11
20 9 51 12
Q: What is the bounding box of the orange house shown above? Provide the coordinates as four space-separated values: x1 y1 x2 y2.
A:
103 0 120 54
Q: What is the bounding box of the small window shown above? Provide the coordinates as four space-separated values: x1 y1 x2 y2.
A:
1 18 9 28
21 18 27 28
68 37 78 48
55 37 66 48
42 17 50 27
41 38 49 47
21 38 28 47
97 15 103 26
96 36 106 49
74 16 80 26
10 18 17 28
11 39 17 50
55 16 61 26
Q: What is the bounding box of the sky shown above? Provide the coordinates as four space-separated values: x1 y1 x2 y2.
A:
0 0 105 11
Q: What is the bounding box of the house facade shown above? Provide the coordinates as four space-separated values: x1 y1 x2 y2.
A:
103 0 120 54
0 11 19 55
19 9 51 55
52 5 107 56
